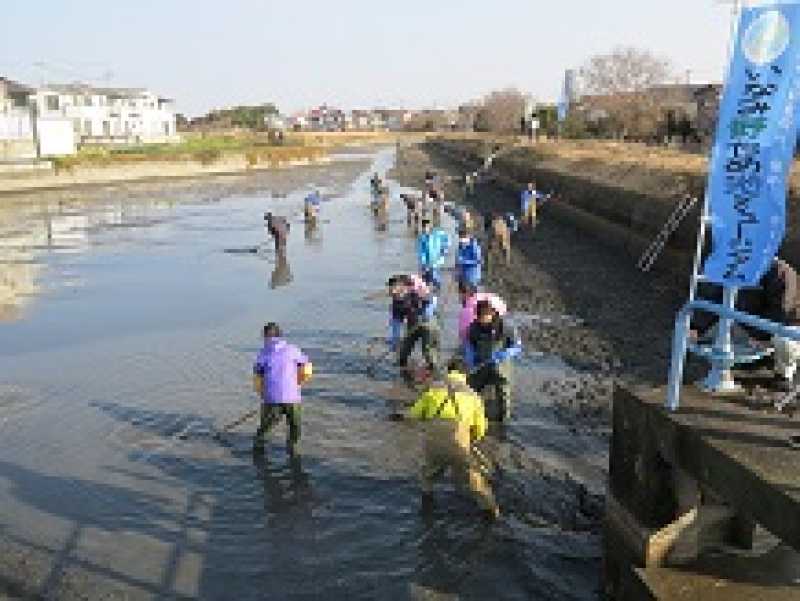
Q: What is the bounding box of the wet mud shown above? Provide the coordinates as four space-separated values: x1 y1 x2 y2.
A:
389 144 709 432
0 147 603 600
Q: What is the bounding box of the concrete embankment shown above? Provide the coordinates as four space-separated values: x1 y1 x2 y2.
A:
0 132 425 195
426 136 800 283
0 150 330 194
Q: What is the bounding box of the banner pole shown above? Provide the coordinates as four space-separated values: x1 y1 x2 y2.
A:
701 285 741 394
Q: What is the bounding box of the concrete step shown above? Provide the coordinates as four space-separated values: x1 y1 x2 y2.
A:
623 544 800 600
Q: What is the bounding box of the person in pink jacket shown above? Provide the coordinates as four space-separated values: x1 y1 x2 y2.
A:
457 281 508 347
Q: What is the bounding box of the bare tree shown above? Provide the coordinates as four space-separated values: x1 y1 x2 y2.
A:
479 88 527 134
579 47 672 139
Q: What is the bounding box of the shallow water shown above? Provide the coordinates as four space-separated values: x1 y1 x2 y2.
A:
0 149 604 600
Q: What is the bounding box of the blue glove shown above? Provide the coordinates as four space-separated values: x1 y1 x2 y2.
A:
506 343 522 360
491 349 508 364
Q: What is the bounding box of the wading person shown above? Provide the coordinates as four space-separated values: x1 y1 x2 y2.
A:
465 172 475 197
370 172 382 194
520 182 538 229
417 219 451 292
457 281 507 351
465 300 522 421
401 193 418 227
395 275 440 381
404 357 499 519
486 213 511 268
304 190 321 223
252 322 313 454
265 212 290 254
386 276 410 352
455 227 482 288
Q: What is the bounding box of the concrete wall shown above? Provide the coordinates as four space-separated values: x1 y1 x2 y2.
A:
37 118 76 156
0 139 37 161
425 138 800 285
0 110 36 161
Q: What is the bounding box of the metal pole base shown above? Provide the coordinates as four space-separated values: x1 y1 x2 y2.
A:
697 368 742 396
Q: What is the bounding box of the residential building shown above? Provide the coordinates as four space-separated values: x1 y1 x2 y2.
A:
348 109 389 131
287 113 307 131
454 104 480 131
693 84 723 143
306 105 346 131
574 83 723 143
33 83 179 146
0 77 37 161
264 113 287 130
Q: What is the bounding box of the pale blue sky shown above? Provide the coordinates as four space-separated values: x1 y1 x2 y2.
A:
2 1 734 117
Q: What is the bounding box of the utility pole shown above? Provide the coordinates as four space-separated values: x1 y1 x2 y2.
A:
29 96 41 161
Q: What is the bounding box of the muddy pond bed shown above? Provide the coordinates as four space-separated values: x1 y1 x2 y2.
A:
0 148 605 600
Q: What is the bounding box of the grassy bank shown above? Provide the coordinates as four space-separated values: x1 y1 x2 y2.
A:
48 131 425 174
423 136 800 280
50 134 327 173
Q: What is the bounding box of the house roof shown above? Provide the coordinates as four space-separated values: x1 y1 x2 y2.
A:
39 82 150 98
0 77 35 95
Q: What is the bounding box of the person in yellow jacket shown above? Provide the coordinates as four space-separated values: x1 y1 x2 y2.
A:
406 357 500 519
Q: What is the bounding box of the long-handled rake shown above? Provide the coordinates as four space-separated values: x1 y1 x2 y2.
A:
212 407 260 440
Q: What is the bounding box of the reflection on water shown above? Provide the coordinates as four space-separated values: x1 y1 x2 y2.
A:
271 251 293 289
0 198 179 321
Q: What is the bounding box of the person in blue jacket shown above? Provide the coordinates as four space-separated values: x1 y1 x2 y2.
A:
417 219 450 291
465 300 522 421
455 227 482 287
304 190 322 222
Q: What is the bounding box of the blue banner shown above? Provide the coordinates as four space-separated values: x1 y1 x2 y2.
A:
557 98 567 123
557 82 568 122
703 2 800 287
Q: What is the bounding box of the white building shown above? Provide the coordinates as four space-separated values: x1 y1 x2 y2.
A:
0 77 37 160
34 83 179 146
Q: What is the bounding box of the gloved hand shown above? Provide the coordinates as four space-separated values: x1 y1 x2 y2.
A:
491 349 508 364
505 343 522 360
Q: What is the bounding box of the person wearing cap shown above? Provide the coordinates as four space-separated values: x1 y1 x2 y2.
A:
455 227 482 287
405 356 499 518
252 322 313 454
465 300 522 421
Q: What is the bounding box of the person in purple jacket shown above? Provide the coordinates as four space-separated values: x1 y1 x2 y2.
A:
252 322 313 454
